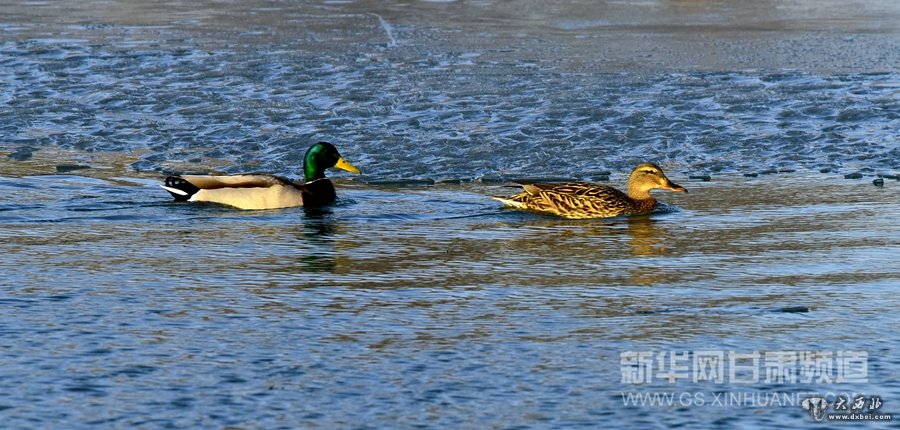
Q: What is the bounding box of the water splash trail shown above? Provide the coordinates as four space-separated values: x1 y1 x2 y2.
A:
369 13 397 48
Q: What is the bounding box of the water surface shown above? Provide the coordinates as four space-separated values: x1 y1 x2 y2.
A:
1 1 899 428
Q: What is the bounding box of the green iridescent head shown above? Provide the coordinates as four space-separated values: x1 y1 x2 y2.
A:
303 141 361 181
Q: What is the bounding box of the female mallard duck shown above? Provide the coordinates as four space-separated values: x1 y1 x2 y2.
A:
161 141 360 210
493 163 686 219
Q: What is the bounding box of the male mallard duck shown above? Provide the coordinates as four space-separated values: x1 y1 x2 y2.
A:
161 141 360 210
493 163 686 219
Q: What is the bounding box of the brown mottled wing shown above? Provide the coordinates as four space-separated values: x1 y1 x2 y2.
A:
519 182 638 218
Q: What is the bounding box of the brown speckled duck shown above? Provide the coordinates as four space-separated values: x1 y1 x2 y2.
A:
161 142 360 210
493 163 687 219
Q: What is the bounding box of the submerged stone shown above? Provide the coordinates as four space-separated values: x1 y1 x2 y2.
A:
844 172 863 179
365 179 435 186
775 306 810 313
873 178 884 187
56 164 91 173
7 146 35 161
511 177 577 184
477 175 506 184
436 178 463 184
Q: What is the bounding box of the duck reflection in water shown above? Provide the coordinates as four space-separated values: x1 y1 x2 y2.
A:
570 216 673 286
492 212 674 286
495 213 671 254
623 216 668 258
295 206 339 273
622 216 672 286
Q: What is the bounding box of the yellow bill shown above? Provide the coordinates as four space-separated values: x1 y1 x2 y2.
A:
334 157 361 174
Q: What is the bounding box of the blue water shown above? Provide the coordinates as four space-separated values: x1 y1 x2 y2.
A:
3 43 898 180
2 1 899 428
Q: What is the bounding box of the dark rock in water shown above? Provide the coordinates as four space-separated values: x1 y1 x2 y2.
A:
819 167 832 173
511 177 577 184
478 175 507 184
873 178 884 187
131 160 163 172
161 169 206 176
759 169 778 175
365 179 435 186
585 171 611 182
689 175 711 181
56 164 91 173
437 178 463 184
779 168 796 173
7 146 35 161
586 170 612 177
743 173 759 177
878 174 898 180
844 172 863 179
775 306 810 313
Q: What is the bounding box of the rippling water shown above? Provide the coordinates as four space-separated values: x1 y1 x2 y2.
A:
2 1 899 428
3 46 899 180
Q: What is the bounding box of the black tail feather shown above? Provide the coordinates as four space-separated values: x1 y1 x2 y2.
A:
164 176 200 201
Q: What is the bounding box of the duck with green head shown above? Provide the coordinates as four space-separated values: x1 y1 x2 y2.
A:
161 141 361 210
493 163 687 219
